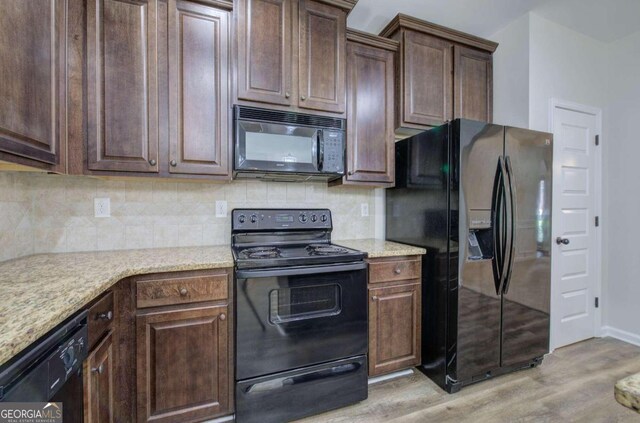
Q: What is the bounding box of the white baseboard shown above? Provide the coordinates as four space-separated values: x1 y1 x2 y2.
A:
601 325 640 347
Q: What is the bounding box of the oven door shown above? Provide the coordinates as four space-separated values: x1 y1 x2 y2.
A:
235 120 321 174
235 262 367 380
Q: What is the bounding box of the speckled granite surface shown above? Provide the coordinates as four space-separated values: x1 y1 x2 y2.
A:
0 246 233 367
616 372 640 413
336 239 426 258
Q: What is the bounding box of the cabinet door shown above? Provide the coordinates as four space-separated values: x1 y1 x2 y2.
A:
137 304 230 423
454 45 493 122
167 0 230 176
369 282 421 376
0 0 65 165
345 42 394 184
87 0 159 172
237 0 293 106
84 331 114 423
402 31 452 127
298 0 346 114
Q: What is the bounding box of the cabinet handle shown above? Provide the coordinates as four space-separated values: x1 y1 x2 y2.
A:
300 95 306 101
179 288 188 296
371 296 378 301
97 311 113 321
170 160 177 167
219 313 226 321
285 91 290 99
92 364 104 374
348 171 353 176
394 266 402 275
149 159 156 166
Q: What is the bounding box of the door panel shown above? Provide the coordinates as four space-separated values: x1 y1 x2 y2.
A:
345 42 394 184
168 0 230 176
0 0 65 164
457 121 504 381
551 108 598 348
298 0 346 113
454 46 492 123
236 0 293 106
402 32 452 127
84 331 114 423
502 127 552 366
87 0 159 172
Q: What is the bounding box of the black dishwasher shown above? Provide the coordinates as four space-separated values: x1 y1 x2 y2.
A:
0 310 88 422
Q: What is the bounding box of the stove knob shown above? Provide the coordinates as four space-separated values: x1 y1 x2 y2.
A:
250 214 258 223
238 214 246 223
310 214 318 222
320 214 328 222
299 214 308 223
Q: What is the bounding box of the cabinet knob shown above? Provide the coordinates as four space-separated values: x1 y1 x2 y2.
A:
97 311 113 321
394 266 402 275
170 160 177 167
285 91 290 99
371 296 378 301
149 159 156 166
348 171 354 176
92 364 104 374
300 95 306 101
219 313 226 321
179 288 188 296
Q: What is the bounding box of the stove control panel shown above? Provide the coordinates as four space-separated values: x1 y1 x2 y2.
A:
232 209 332 231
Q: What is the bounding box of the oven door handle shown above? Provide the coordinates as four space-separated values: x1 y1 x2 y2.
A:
236 262 367 279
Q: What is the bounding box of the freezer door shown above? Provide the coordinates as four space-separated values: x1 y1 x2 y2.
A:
501 127 552 367
455 120 504 382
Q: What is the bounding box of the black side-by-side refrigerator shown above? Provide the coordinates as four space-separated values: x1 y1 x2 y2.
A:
386 119 553 393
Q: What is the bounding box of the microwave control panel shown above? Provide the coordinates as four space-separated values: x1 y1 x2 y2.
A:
320 130 345 174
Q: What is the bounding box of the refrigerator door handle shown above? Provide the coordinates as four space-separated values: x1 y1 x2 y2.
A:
491 156 507 295
502 156 517 294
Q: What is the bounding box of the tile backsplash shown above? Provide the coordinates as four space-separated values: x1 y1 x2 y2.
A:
0 172 377 262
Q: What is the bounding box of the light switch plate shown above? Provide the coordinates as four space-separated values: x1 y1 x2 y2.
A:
94 198 111 218
361 203 369 217
216 200 227 218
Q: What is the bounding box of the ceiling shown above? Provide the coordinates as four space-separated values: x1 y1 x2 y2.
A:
347 0 640 43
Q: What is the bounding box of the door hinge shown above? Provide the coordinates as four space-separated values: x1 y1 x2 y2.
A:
595 135 600 146
595 216 599 227
595 297 599 308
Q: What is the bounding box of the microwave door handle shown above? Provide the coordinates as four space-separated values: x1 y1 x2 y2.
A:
317 130 324 171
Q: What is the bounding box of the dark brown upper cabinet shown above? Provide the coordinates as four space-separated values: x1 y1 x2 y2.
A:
380 14 498 138
454 45 493 123
236 0 354 116
332 30 397 188
0 0 67 169
168 0 231 177
86 0 160 173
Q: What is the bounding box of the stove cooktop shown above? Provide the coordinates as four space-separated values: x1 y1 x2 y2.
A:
233 242 365 269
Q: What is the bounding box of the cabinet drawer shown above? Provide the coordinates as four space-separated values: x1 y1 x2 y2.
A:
368 257 421 284
137 274 228 309
87 291 114 349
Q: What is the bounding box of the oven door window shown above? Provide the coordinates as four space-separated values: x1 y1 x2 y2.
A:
269 284 341 324
236 121 320 173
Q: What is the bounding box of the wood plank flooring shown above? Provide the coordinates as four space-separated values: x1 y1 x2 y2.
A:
299 337 640 423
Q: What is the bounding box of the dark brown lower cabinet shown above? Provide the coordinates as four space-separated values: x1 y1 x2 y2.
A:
84 331 115 423
136 303 230 423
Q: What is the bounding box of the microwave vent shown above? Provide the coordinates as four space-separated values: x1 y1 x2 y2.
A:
235 106 345 130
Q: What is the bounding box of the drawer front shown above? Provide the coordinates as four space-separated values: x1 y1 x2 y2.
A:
88 291 114 349
368 258 421 284
137 274 228 308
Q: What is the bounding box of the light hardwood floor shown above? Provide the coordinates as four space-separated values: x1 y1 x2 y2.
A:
300 337 640 423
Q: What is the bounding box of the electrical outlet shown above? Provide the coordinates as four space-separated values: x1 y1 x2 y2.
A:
94 198 111 218
215 200 227 218
361 203 369 217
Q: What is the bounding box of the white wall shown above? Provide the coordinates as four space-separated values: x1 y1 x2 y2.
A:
602 30 640 341
491 13 530 127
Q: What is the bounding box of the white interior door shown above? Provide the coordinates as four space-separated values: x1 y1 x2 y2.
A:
550 105 600 349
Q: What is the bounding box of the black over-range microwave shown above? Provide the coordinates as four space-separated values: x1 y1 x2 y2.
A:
233 106 346 182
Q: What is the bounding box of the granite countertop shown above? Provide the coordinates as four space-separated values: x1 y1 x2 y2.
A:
336 238 426 258
0 246 233 367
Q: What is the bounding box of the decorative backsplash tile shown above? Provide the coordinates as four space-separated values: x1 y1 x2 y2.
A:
0 172 377 262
